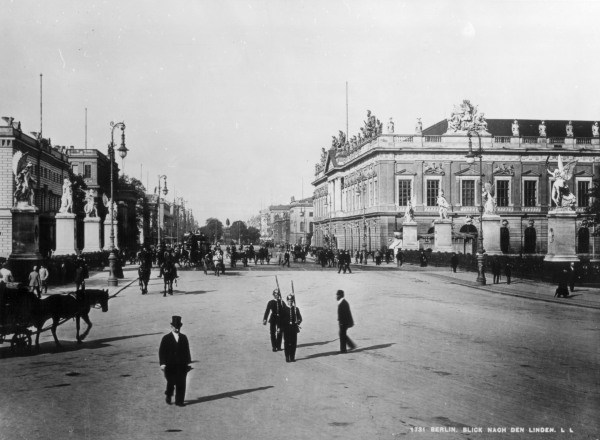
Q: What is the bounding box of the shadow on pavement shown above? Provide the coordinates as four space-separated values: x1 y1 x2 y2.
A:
298 343 395 360
184 290 216 295
297 339 336 348
0 332 162 358
185 386 274 405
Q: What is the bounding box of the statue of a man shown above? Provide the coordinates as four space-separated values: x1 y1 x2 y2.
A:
512 120 519 136
84 189 97 217
405 196 415 222
387 117 395 134
539 121 546 137
566 121 574 137
12 152 37 207
415 118 423 134
593 122 599 137
437 190 450 220
59 178 73 213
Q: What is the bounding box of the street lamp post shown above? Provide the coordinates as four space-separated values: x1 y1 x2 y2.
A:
466 131 486 285
107 121 128 287
157 175 168 247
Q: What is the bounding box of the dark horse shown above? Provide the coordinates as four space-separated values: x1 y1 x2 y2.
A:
33 289 109 349
162 261 177 297
138 263 151 294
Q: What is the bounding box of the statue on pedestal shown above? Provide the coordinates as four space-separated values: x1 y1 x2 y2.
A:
593 122 599 137
404 196 416 222
387 117 395 134
415 118 423 135
512 120 519 136
12 151 37 207
482 182 497 214
437 190 450 220
102 193 118 221
84 189 98 217
566 121 574 137
538 121 546 137
58 178 73 213
546 155 577 208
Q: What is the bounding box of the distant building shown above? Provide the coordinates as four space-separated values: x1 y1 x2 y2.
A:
259 197 314 247
312 102 599 255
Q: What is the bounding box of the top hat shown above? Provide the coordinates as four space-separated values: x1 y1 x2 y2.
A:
170 315 183 328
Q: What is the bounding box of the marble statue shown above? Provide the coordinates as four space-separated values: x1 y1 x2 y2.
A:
546 155 577 208
404 195 416 222
58 178 73 213
12 151 36 207
566 121 574 137
593 122 599 137
102 193 118 220
387 117 395 134
415 118 423 135
512 120 519 136
538 121 546 137
84 189 98 217
437 190 450 220
482 181 496 214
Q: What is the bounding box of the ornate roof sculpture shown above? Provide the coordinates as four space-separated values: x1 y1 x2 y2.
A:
445 99 490 135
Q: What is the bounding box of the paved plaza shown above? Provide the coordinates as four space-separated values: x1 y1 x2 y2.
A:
1 261 599 440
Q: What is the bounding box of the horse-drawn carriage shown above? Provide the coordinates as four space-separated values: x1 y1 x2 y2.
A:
183 232 212 269
0 281 109 352
0 282 37 351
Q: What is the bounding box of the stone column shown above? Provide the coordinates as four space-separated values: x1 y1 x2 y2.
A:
545 209 578 262
83 217 102 252
402 222 419 250
54 213 78 256
434 219 453 252
104 217 119 250
482 214 503 256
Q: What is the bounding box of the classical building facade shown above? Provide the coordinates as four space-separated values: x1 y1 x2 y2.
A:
0 117 71 258
312 102 599 255
259 197 315 247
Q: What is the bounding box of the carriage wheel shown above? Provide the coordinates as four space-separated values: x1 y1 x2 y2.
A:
11 329 32 353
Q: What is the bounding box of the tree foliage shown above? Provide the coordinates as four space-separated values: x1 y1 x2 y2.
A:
200 218 224 243
230 220 248 243
247 226 261 245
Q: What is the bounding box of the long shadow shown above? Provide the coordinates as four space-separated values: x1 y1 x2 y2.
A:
185 386 274 406
298 343 395 361
0 332 162 359
297 339 336 348
184 290 216 295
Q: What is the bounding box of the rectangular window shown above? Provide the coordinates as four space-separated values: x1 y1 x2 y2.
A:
461 180 475 206
309 212 313 217
578 180 591 207
523 180 537 207
300 222 305 232
397 180 412 206
426 180 439 206
72 164 79 175
84 164 92 178
496 180 510 207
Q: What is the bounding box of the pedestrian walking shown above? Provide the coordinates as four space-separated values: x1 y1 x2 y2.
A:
344 251 352 274
28 266 41 298
450 253 458 273
0 264 14 284
74 263 86 295
263 289 283 352
337 250 345 274
396 249 404 267
555 269 570 298
568 262 578 292
336 290 356 353
283 249 290 267
281 294 302 363
419 250 428 267
158 315 192 407
39 265 49 294
505 262 512 285
492 257 502 284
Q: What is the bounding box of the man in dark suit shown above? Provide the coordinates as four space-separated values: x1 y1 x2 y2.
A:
281 294 302 363
159 316 192 407
263 289 284 352
337 290 356 353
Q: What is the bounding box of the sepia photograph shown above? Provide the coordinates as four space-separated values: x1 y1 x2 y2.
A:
0 1 599 439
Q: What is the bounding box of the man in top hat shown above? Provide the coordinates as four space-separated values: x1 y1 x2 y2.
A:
159 315 192 407
337 290 356 353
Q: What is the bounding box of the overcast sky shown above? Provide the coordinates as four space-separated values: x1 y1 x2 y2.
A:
2 0 599 225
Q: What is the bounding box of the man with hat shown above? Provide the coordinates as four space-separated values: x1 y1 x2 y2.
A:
159 315 192 407
337 290 356 353
263 288 284 352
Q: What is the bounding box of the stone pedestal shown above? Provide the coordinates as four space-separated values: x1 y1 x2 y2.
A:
84 217 102 252
545 209 579 262
8 207 43 282
54 213 78 256
104 217 119 250
223 226 232 245
402 222 420 250
434 219 453 252
482 214 503 256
